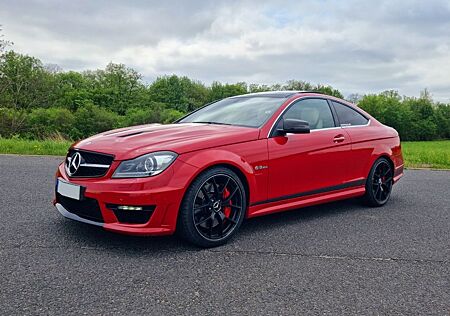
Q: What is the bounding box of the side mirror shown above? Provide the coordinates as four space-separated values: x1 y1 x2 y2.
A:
277 118 310 135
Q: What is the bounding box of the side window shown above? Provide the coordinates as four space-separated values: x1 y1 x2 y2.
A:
283 99 335 130
332 101 369 126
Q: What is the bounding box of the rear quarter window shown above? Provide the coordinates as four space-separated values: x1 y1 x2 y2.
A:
332 101 369 126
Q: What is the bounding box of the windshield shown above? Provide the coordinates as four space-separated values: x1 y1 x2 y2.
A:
178 96 287 128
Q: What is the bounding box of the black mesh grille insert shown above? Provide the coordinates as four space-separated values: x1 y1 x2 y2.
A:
66 149 114 178
56 193 104 223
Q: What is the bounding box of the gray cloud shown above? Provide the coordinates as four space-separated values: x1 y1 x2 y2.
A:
1 0 449 101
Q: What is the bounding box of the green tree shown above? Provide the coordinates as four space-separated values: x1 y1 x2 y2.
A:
282 80 313 91
148 75 209 112
161 108 184 123
208 81 247 101
51 71 92 111
281 80 343 98
83 63 146 115
358 90 450 141
403 95 438 141
71 103 120 139
0 51 53 109
359 91 413 140
314 84 343 98
0 40 448 142
433 104 450 139
124 102 168 126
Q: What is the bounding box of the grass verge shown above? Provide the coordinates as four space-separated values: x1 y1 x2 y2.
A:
402 140 450 169
0 138 449 169
0 138 72 156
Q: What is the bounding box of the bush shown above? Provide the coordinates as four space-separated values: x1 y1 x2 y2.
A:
124 105 184 126
124 102 167 126
70 103 121 139
434 105 450 139
161 109 184 123
0 50 449 141
26 107 75 139
0 107 28 138
358 92 450 141
0 104 183 141
148 75 209 112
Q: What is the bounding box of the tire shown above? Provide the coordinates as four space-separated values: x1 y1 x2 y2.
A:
363 157 394 207
177 166 247 248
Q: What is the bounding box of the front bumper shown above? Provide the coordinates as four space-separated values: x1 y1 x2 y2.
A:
54 159 198 236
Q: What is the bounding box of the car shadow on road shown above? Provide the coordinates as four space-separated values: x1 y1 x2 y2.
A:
52 197 368 255
240 197 365 234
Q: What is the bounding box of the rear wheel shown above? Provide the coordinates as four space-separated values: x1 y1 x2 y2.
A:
177 167 246 248
363 157 393 206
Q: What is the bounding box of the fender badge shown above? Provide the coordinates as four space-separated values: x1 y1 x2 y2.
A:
254 165 268 171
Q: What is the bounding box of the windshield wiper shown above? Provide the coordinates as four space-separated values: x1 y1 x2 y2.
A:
192 121 234 126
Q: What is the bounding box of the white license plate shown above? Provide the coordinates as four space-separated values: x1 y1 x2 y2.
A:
57 178 82 200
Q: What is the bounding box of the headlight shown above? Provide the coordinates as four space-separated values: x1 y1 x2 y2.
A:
112 151 178 178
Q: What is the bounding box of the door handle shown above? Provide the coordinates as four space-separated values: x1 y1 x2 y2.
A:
333 134 345 143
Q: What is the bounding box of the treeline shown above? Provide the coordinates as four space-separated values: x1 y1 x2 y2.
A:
0 50 449 141
358 90 450 141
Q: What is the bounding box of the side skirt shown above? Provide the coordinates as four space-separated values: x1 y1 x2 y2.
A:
248 184 366 218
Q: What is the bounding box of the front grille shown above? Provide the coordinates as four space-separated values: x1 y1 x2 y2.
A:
65 149 114 178
106 204 155 224
56 193 104 223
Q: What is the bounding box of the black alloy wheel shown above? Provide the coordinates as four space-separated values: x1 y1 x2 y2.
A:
364 157 394 206
178 167 246 247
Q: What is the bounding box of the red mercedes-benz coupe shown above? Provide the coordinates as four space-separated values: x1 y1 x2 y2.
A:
54 91 403 247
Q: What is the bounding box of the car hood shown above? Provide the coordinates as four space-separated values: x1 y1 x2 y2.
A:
72 123 260 160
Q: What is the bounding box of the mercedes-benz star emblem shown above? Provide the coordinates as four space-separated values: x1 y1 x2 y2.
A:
68 152 82 176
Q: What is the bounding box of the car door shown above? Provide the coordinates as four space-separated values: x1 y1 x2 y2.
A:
330 101 374 183
267 98 352 201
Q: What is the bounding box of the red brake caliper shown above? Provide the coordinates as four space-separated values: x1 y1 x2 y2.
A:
223 187 231 218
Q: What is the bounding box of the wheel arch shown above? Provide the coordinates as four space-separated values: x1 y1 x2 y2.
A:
210 163 250 210
365 142 396 179
378 154 395 171
177 149 258 220
365 153 394 178
181 162 251 211
174 162 252 235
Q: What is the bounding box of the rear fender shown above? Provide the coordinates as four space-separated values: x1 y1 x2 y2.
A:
367 138 403 179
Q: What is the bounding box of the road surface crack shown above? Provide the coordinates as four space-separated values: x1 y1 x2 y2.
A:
206 248 449 265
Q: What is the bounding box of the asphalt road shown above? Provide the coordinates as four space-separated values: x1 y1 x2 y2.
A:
0 155 449 315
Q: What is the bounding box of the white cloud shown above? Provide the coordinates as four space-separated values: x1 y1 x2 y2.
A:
1 0 449 101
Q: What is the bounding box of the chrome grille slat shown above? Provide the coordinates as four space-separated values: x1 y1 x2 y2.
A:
80 163 110 168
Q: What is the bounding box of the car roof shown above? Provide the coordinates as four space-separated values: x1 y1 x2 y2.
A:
230 91 327 98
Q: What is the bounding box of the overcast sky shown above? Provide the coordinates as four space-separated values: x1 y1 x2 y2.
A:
1 0 450 101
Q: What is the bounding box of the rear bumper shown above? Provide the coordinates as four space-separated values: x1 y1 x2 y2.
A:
393 142 404 184
393 164 404 183
54 159 198 236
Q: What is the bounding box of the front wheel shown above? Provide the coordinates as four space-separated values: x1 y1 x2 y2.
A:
177 167 246 248
363 157 394 207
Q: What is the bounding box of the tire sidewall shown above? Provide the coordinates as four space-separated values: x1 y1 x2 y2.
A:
365 157 392 207
178 167 247 248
